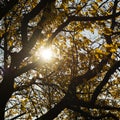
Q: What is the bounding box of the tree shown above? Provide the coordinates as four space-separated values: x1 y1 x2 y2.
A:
0 0 120 119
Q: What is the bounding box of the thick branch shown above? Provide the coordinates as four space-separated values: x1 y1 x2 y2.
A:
0 0 19 20
12 0 56 68
47 19 70 44
48 12 120 43
36 55 111 120
91 60 120 104
21 0 56 45
12 60 43 78
68 106 119 120
111 0 118 30
105 0 119 44
0 74 14 119
70 55 111 89
70 97 120 111
68 12 120 22
21 0 50 46
36 97 67 120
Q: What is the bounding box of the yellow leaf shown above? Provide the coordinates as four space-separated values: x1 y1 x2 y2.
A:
104 28 112 35
104 44 113 48
95 54 99 59
81 0 87 2
76 5 81 11
111 54 115 59
95 48 103 54
8 41 13 46
110 48 116 53
14 83 17 89
92 3 98 9
96 0 102 2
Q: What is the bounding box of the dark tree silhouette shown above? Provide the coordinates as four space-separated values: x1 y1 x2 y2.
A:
0 0 120 119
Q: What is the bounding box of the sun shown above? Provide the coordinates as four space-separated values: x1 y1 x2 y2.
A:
41 48 53 60
36 47 53 61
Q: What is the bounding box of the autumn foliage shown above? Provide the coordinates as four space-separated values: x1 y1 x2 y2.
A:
0 0 120 119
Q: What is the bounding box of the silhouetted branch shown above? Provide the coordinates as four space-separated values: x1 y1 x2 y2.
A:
10 112 26 120
48 12 120 43
0 0 19 20
91 60 120 104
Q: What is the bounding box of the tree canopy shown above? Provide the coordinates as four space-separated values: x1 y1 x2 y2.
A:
0 0 120 119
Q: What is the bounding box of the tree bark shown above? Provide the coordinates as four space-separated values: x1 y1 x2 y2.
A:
0 0 19 20
0 74 14 120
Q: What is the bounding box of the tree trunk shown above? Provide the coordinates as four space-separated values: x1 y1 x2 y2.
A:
0 75 14 120
0 106 5 120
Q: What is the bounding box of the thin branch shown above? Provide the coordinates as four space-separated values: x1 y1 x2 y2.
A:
10 112 26 120
47 19 70 44
112 32 120 35
99 0 110 8
0 46 4 50
0 67 4 73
